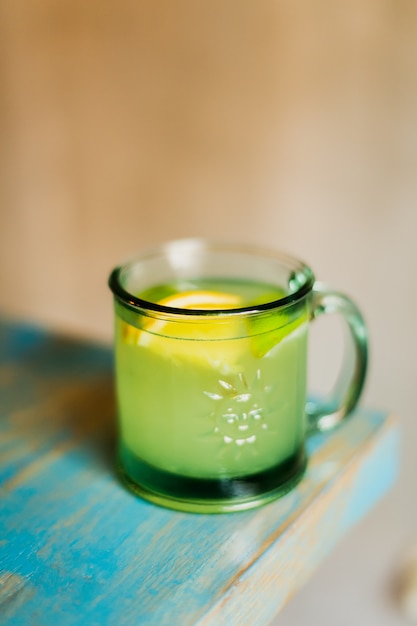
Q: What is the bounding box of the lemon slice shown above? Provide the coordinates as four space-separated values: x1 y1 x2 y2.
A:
122 289 307 361
122 290 245 369
248 310 308 357
158 290 242 310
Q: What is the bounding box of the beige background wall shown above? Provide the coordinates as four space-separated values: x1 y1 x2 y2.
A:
1 2 416 624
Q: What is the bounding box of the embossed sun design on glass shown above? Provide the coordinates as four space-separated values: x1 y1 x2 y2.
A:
202 370 274 456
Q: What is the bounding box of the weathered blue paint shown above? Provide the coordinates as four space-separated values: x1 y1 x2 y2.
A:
197 417 400 626
0 319 400 625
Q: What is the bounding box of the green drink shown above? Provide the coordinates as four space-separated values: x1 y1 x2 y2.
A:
115 278 309 509
109 240 368 512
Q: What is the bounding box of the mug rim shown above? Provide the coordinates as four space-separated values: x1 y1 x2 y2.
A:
108 238 315 317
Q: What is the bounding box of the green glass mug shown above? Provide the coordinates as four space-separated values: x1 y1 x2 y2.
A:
109 239 368 513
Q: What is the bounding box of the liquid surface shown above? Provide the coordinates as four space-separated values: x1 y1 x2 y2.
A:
115 278 308 484
137 277 287 308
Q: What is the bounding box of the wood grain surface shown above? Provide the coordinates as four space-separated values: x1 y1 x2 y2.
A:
0 319 399 625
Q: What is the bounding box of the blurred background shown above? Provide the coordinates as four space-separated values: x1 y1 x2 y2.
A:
0 1 416 624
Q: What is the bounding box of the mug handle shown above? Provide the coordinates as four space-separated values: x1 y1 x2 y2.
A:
306 283 368 432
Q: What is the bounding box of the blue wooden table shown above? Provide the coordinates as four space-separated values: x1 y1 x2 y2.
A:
0 319 399 625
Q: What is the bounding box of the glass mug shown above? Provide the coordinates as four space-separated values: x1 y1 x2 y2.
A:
109 239 368 513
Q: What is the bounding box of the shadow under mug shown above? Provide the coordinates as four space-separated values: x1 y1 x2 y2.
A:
108 239 368 513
